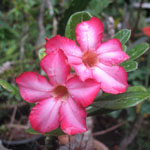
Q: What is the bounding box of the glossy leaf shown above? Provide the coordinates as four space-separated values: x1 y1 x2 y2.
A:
87 86 149 116
114 29 131 45
126 43 149 60
121 60 138 72
26 127 65 136
65 11 92 41
92 86 149 108
92 92 149 110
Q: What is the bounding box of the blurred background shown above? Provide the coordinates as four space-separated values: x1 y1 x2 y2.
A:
0 0 150 150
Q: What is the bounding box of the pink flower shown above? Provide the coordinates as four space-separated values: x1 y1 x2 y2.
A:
142 27 150 37
45 17 129 94
16 49 100 135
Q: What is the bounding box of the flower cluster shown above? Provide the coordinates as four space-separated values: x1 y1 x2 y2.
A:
16 17 129 135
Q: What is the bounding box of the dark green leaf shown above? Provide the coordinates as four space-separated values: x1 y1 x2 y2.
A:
140 100 150 115
87 106 113 116
58 0 91 35
87 86 149 116
0 80 21 100
114 29 131 45
87 0 110 16
65 11 92 41
127 43 149 60
121 60 138 72
92 89 149 110
126 107 136 121
26 127 65 136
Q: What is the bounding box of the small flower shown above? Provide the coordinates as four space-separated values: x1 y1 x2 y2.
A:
16 49 100 135
45 17 129 94
142 27 150 37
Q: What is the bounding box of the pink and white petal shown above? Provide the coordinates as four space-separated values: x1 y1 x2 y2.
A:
16 72 52 103
98 51 129 66
76 17 103 51
40 49 70 85
60 97 87 135
72 64 93 81
29 98 61 134
97 39 129 65
66 76 101 107
45 35 82 58
93 64 128 94
97 39 122 54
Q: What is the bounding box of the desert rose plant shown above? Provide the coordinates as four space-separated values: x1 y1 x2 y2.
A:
16 16 130 136
0 11 149 149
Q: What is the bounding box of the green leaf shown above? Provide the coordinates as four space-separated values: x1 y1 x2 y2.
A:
121 60 138 72
87 0 110 16
65 11 92 41
126 43 149 60
92 87 149 110
123 45 127 52
0 80 21 100
38 48 46 60
87 106 112 116
114 29 131 45
127 86 147 92
140 100 150 115
58 0 91 35
87 86 149 116
26 127 65 136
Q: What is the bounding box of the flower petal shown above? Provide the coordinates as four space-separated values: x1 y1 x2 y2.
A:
76 17 103 51
29 98 61 134
60 97 87 135
142 27 150 37
45 35 82 64
72 63 93 81
97 39 129 65
16 72 52 103
93 64 128 94
40 49 70 85
66 76 100 107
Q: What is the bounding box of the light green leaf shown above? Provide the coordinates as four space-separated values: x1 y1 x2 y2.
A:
126 43 149 60
121 60 138 72
65 11 92 41
26 127 65 136
0 80 21 100
122 45 127 52
38 48 46 60
114 29 131 45
127 86 146 92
